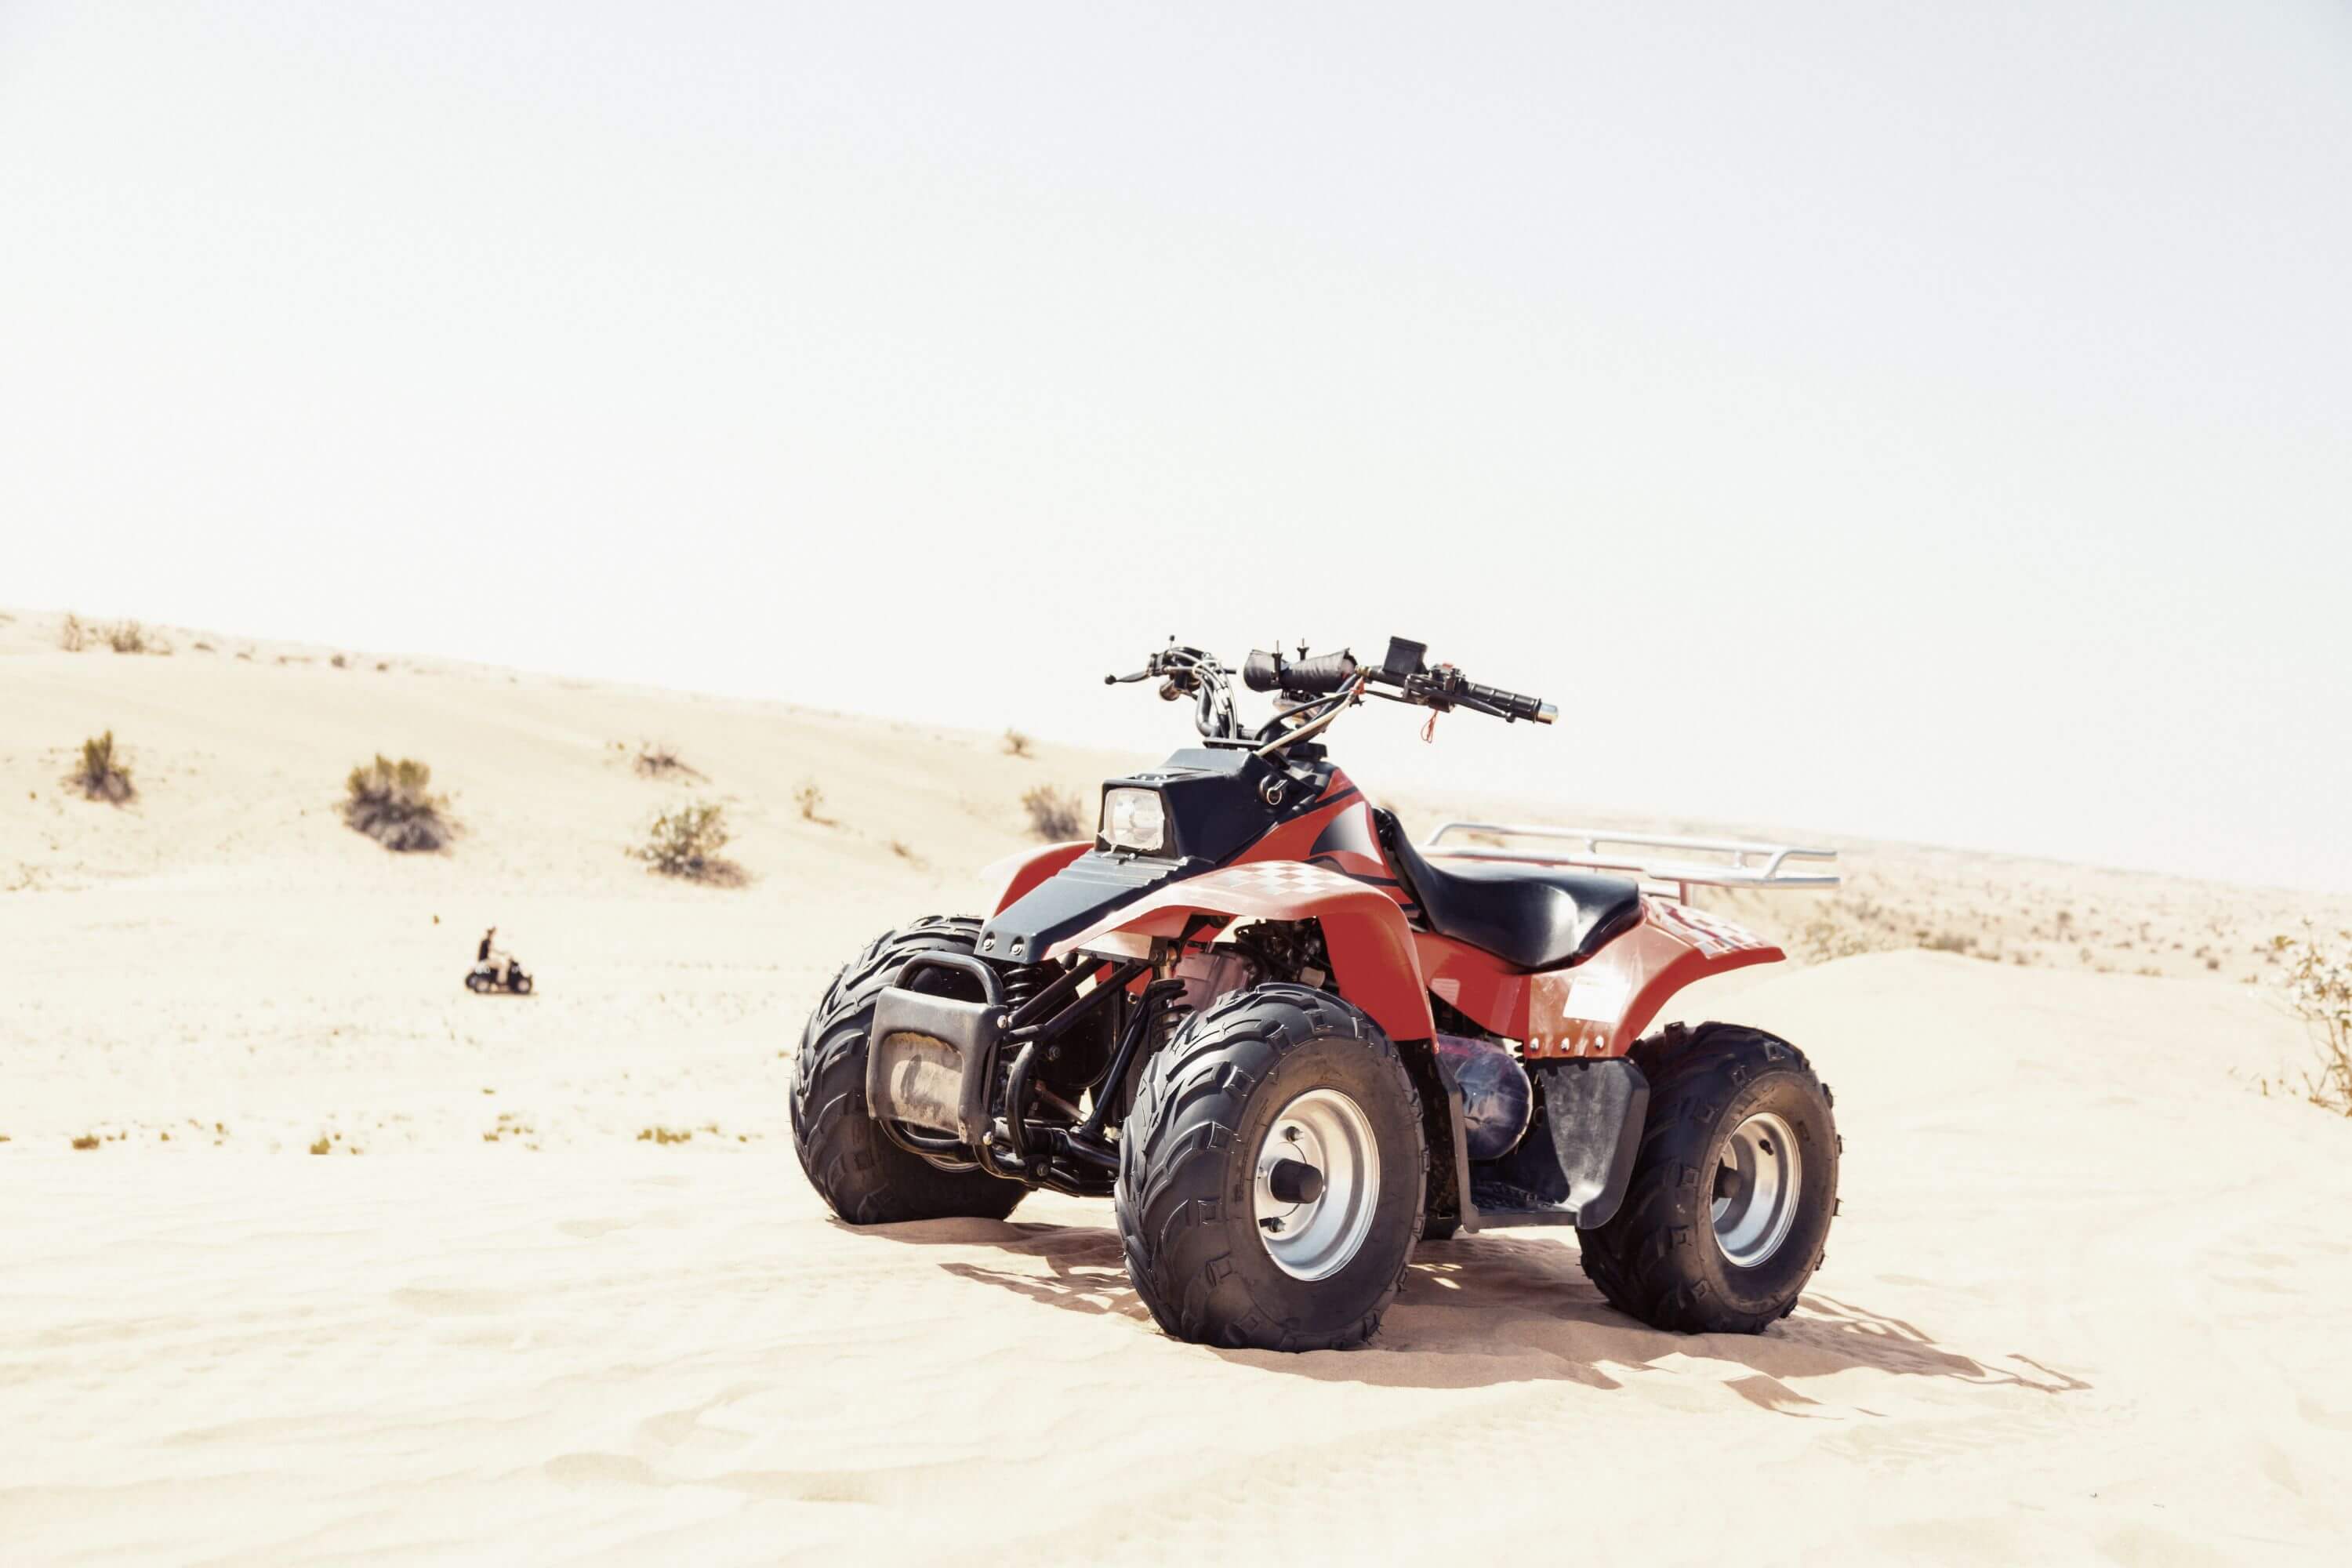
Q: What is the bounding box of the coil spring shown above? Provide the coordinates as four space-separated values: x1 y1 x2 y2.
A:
1000 964 1048 1014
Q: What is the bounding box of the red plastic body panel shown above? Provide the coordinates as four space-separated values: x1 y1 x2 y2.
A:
1522 901 1782 1058
998 762 1782 1056
1042 859 1435 1042
1421 901 1781 1054
982 841 1092 915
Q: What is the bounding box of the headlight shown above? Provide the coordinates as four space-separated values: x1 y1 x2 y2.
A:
1100 787 1167 854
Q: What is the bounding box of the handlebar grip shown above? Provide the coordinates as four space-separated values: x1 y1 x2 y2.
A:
1243 649 1359 695
1463 680 1555 724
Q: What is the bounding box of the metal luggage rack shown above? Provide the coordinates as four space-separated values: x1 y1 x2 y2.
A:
1421 822 1841 905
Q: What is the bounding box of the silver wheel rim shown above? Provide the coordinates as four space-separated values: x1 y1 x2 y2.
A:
1254 1088 1379 1281
1712 1110 1801 1269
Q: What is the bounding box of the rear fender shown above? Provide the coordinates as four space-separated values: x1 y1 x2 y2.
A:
1042 862 1434 1041
1419 900 1783 1057
1526 900 1783 1058
977 841 1091 915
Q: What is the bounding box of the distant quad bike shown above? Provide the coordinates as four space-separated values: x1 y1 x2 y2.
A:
466 960 532 995
791 639 1842 1352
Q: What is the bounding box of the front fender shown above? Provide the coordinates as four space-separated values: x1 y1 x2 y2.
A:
1043 862 1435 1042
975 841 1091 916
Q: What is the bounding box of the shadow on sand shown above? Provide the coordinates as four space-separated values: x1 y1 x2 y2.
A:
859 1216 2092 1401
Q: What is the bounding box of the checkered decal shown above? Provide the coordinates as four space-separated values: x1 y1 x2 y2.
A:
1208 861 1367 899
1649 900 1770 957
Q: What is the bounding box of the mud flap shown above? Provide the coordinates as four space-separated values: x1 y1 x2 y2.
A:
1537 1059 1648 1229
1436 1054 1648 1232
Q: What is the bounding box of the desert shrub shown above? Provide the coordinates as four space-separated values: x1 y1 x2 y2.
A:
1022 784 1087 841
633 741 698 779
793 779 827 822
2270 927 2352 1114
343 755 451 851
331 652 347 669
72 730 135 804
106 619 149 654
1004 728 1033 758
60 613 88 652
634 800 736 881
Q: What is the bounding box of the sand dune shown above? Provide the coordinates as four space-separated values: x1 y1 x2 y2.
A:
5 609 2350 1562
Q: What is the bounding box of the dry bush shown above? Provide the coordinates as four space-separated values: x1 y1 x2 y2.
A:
330 652 347 669
106 619 158 654
343 755 452 851
793 779 828 823
1022 784 1087 841
72 730 135 804
2270 927 2352 1113
1004 728 1034 758
71 1134 100 1151
633 740 700 779
634 800 739 883
59 612 88 652
637 1126 693 1144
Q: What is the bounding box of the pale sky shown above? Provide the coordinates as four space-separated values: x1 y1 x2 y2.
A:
5 3 2349 889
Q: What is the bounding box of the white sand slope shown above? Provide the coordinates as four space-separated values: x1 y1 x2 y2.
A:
5 612 2350 1563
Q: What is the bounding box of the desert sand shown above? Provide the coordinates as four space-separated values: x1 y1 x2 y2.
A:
5 608 2350 1564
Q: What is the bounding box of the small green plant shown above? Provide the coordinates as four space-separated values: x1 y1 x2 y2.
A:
344 755 452 851
635 800 737 881
1022 784 1087 841
1004 728 1034 758
73 731 135 804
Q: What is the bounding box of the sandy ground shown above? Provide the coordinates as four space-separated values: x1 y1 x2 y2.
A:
6 609 2351 1563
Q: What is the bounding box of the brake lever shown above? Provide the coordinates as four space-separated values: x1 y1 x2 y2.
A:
1103 668 1155 685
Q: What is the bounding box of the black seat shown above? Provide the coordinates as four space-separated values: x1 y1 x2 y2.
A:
1377 811 1643 971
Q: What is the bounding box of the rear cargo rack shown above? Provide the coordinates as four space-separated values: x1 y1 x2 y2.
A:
1421 822 1840 905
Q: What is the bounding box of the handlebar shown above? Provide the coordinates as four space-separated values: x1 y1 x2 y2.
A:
1243 638 1555 725
1107 637 1553 750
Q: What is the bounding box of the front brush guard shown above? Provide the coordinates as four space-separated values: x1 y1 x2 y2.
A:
866 954 1006 1146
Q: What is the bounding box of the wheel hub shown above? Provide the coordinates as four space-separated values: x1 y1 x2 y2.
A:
1253 1088 1378 1281
1711 1110 1801 1269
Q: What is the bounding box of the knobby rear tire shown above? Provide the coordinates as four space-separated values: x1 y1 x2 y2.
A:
1576 1022 1838 1334
789 916 1025 1226
1115 983 1426 1352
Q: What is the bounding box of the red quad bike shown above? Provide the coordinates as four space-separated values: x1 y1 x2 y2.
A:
790 638 1843 1352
